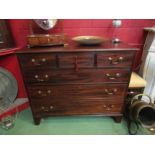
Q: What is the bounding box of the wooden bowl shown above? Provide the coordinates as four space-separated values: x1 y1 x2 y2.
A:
72 36 105 45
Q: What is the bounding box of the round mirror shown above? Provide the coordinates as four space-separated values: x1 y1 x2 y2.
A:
34 19 58 31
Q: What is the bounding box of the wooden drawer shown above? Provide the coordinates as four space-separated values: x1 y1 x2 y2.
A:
27 84 127 100
31 99 123 116
58 53 94 68
97 52 134 67
18 53 57 68
23 68 130 84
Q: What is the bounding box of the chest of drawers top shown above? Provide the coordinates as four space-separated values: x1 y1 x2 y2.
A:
17 42 138 54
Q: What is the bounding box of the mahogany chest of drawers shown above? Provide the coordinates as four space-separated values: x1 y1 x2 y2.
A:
16 42 137 125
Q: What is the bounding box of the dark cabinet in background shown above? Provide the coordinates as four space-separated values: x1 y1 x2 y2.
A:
0 20 15 49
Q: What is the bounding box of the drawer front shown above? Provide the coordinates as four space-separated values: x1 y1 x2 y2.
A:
97 52 134 67
18 53 57 68
58 53 94 68
30 99 123 115
27 84 127 100
23 68 130 84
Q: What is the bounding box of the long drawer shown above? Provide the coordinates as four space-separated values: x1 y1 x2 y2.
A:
27 84 127 100
23 68 131 84
30 99 123 116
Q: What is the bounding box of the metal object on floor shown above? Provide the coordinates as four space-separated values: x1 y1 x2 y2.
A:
125 94 155 134
0 115 16 130
0 67 18 106
0 97 19 130
0 67 18 130
129 94 155 128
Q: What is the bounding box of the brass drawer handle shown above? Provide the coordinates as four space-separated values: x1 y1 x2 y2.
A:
37 90 52 96
104 88 117 95
103 104 114 111
38 90 46 96
35 75 39 79
41 106 54 112
106 73 121 80
31 58 47 66
41 106 49 112
31 58 35 62
38 90 42 94
50 106 54 110
47 90 51 94
31 58 41 66
110 105 114 108
42 58 46 62
106 108 111 111
45 74 49 79
34 74 49 82
108 56 124 65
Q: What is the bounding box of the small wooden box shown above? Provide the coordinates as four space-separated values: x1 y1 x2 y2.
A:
27 34 67 47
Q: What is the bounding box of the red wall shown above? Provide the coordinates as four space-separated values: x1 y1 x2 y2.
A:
5 19 155 98
9 19 155 68
1 19 155 114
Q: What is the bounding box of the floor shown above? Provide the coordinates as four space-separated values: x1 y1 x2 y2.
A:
0 108 152 135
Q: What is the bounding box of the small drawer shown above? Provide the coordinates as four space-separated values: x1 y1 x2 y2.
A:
27 84 127 100
23 68 130 84
97 52 134 67
31 99 123 115
58 53 94 68
18 53 57 68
